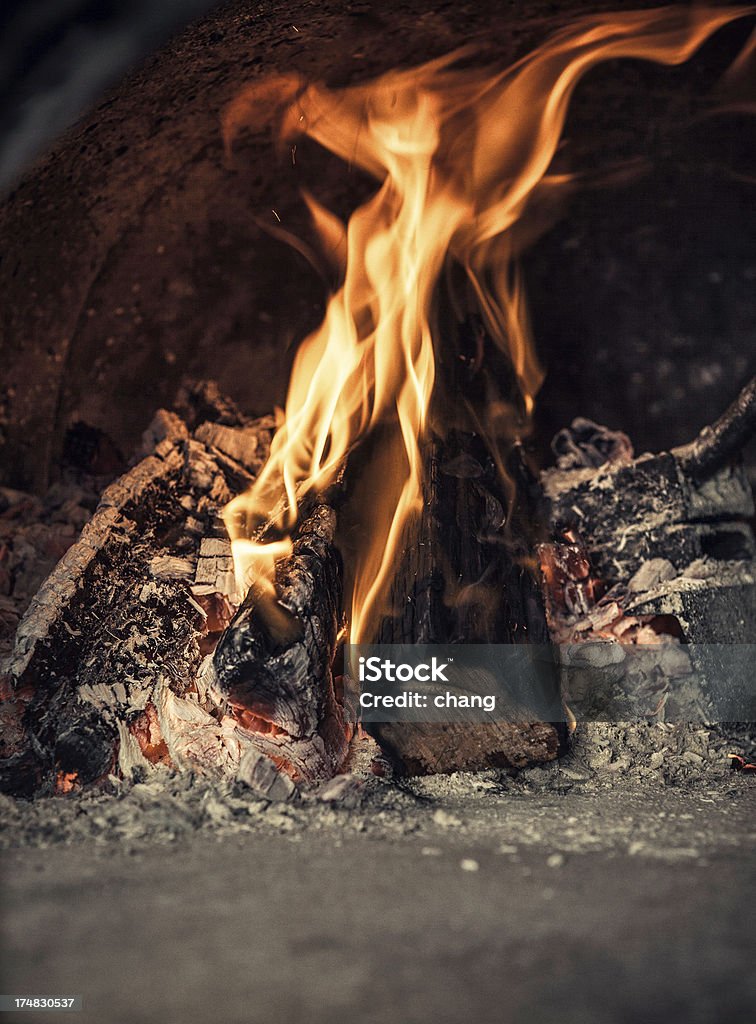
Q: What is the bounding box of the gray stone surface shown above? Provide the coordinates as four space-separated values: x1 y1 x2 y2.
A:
1 762 754 1024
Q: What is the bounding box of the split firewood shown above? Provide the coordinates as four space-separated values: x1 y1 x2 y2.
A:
362 314 566 776
366 428 564 776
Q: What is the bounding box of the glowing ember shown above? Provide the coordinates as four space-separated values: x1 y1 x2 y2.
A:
130 703 171 766
230 706 290 740
222 5 753 643
54 771 78 794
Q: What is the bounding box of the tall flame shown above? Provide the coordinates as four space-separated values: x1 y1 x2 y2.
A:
222 5 753 642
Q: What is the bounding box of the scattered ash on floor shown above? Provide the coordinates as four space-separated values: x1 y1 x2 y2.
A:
0 723 752 854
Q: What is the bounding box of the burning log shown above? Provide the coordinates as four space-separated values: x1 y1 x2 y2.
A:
191 10 756 778
207 499 354 785
366 430 564 775
361 309 565 776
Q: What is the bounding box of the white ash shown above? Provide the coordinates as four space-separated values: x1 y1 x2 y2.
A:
627 558 676 593
0 724 752 853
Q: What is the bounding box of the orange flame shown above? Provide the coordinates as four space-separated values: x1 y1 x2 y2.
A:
223 5 753 642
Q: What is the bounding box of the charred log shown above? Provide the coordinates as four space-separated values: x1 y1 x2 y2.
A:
359 309 566 776
542 392 756 587
377 434 551 647
0 399 276 796
209 501 354 785
538 383 756 723
366 421 564 775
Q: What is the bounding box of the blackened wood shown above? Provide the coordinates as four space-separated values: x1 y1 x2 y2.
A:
9 443 185 689
368 427 563 776
210 502 353 784
0 693 40 797
174 380 249 431
41 696 117 788
0 408 275 796
672 375 756 482
542 410 756 585
378 433 551 645
539 388 756 653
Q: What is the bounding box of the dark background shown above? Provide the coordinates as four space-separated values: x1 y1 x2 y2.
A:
0 0 754 491
0 0 216 189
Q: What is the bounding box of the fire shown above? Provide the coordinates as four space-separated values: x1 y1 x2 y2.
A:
222 5 753 643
